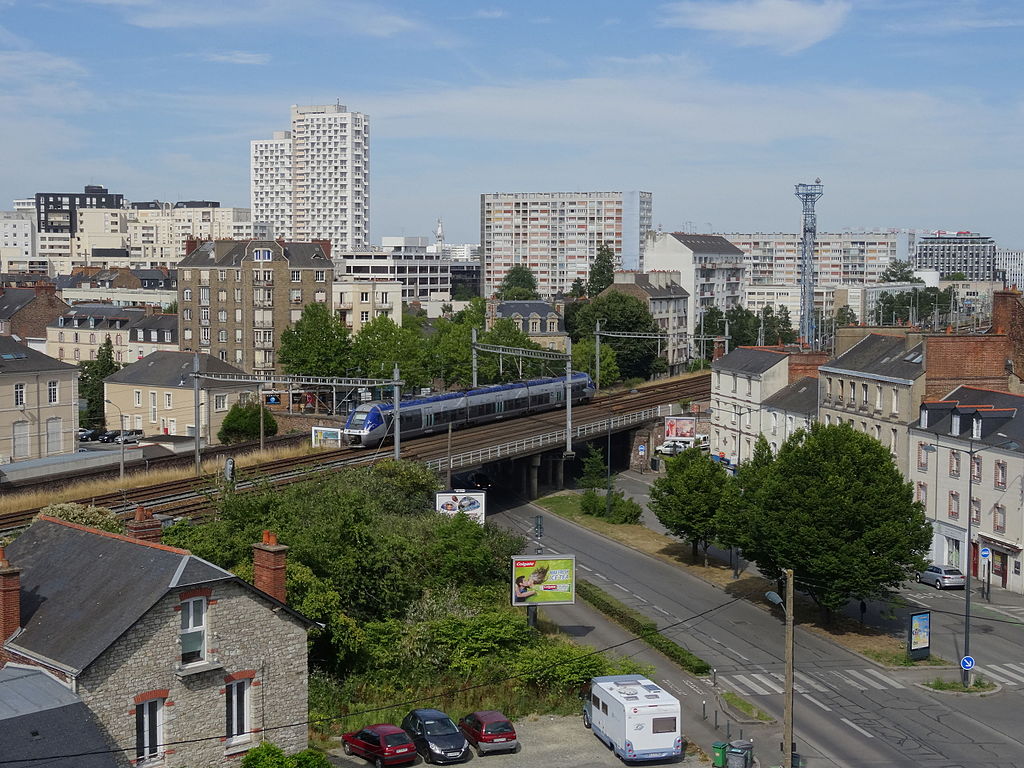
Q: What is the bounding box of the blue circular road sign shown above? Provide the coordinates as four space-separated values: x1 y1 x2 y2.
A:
961 656 976 671
638 445 646 455
980 547 991 559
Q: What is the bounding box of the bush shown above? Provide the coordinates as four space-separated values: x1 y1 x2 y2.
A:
579 489 643 525
217 401 278 444
241 743 330 768
37 503 125 534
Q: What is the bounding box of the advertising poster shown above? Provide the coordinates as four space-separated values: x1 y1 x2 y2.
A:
908 610 931 660
311 427 343 448
664 416 697 440
511 555 576 606
435 491 486 525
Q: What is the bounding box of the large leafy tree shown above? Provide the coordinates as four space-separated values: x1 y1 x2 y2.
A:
587 244 615 297
571 337 619 386
217 400 278 444
477 318 545 382
650 447 732 564
79 337 121 430
569 278 587 299
740 423 931 615
879 260 921 283
426 318 474 388
279 302 352 376
350 315 429 388
568 292 661 380
835 304 858 326
495 265 540 300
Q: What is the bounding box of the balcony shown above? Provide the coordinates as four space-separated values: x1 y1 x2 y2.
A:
254 339 275 350
253 319 274 328
253 278 274 287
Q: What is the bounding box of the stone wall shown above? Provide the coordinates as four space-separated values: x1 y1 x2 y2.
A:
77 580 308 766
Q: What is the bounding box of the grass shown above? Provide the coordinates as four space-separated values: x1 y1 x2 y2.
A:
535 493 582 518
862 647 950 668
720 691 772 722
924 676 996 693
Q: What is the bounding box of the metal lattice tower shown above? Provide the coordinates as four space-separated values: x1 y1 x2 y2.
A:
794 179 824 347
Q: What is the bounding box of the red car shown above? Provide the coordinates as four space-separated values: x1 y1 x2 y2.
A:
457 710 519 756
342 724 417 767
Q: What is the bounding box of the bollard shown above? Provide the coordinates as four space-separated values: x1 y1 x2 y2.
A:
714 711 719 729
713 668 717 686
739 728 743 740
703 700 707 720
726 721 731 740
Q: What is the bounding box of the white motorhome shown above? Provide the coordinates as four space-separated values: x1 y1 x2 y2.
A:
655 433 710 456
583 675 682 762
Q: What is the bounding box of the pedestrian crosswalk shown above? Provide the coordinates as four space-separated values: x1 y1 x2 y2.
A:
719 667 903 696
976 663 1024 685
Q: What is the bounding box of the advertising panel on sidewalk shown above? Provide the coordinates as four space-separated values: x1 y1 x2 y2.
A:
908 610 931 660
664 416 696 440
511 555 575 606
435 491 486 525
311 426 343 448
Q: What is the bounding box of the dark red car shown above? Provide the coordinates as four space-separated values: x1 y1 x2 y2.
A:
457 710 519 756
342 724 417 767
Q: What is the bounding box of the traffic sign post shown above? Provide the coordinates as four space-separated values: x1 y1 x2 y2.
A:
961 655 975 686
638 445 646 456
980 547 991 560
980 548 992 601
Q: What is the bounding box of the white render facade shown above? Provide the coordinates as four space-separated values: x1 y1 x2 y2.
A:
334 245 452 301
744 284 835 330
996 248 1024 290
0 210 39 273
333 278 403 333
251 104 369 250
480 191 652 298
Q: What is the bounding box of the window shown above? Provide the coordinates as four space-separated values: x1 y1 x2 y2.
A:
215 394 227 411
184 329 193 341
218 290 227 302
917 442 929 471
995 460 1007 490
290 269 301 282
771 412 779 435
179 597 206 664
746 377 752 396
135 696 163 763
916 482 927 506
290 289 302 304
949 450 961 478
218 330 228 342
183 308 192 321
182 270 191 280
971 455 982 482
225 679 250 741
994 504 1007 533
45 417 62 454
875 384 882 409
164 393 172 409
314 270 326 282
652 717 677 734
970 497 981 524
150 392 157 423
826 377 832 399
47 380 58 404
360 291 369 302
218 310 227 322
948 491 960 519
183 288 192 301
862 382 868 404
253 248 272 261
360 311 369 323
12 421 29 458
849 381 856 403
234 287 242 302
890 428 898 454
891 387 899 415
731 373 737 393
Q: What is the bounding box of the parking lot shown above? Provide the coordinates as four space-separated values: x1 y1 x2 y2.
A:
327 715 695 767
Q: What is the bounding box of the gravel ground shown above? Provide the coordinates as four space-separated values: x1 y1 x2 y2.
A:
327 714 697 768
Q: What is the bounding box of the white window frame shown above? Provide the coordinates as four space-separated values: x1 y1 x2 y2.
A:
13 383 25 407
225 679 251 743
179 597 206 665
164 393 172 410
47 380 58 404
135 697 164 764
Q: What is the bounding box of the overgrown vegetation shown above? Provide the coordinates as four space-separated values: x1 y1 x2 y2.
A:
217 400 279 444
573 445 642 523
241 742 331 768
924 676 995 693
720 691 772 722
37 502 125 534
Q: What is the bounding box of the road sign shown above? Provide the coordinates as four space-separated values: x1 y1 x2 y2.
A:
638 445 647 456
960 655 975 671
980 547 991 560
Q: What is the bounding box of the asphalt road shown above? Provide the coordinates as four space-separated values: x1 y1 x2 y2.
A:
488 472 1024 768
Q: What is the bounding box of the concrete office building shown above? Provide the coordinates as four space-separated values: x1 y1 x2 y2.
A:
335 240 452 302
0 211 39 274
914 231 997 282
251 104 369 249
996 248 1024 289
480 191 652 298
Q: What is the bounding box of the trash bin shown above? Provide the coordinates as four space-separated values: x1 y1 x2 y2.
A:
711 741 728 768
791 752 802 767
726 739 753 768
650 457 661 471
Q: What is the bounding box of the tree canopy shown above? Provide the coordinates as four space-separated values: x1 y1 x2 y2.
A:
835 304 858 326
874 287 954 326
879 260 922 283
279 302 352 376
350 315 429 388
495 265 540 300
569 278 587 299
217 400 278 444
571 337 620 386
568 292 662 380
78 337 121 430
587 244 615 297
650 447 731 564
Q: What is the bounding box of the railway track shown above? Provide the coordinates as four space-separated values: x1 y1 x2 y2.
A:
1 373 709 531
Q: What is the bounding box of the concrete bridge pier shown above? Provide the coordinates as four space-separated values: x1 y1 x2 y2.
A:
526 454 541 499
552 454 565 490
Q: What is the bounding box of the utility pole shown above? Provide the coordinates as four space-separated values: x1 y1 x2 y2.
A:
565 337 573 459
193 351 201 478
258 383 265 452
784 567 795 768
595 318 601 391
471 327 478 388
392 364 401 461
446 421 453 489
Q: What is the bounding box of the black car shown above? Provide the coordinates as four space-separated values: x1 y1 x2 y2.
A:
401 709 468 764
97 430 121 443
78 429 102 442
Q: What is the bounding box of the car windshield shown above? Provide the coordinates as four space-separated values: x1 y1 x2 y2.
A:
384 733 411 747
424 718 459 736
943 568 964 576
484 721 514 735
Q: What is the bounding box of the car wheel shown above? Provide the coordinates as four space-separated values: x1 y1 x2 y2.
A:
583 711 591 729
477 745 485 757
342 742 353 756
934 580 942 590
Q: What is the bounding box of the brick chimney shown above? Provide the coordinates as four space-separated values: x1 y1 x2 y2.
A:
712 337 726 360
0 546 21 648
992 287 1022 336
252 530 288 604
126 505 163 543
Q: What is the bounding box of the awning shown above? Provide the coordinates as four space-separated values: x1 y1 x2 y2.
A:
977 532 1023 552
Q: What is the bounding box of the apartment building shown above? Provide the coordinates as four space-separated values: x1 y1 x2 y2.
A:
914 231 997 282
333 278 403 333
725 231 913 286
129 203 253 268
46 305 177 364
480 191 652 298
599 271 689 374
177 240 333 374
0 285 69 346
744 284 835 330
0 210 40 274
251 104 369 249
761 377 818 453
334 244 451 301
911 387 1024 594
32 185 124 275
0 335 79 462
996 247 1024 288
485 299 569 352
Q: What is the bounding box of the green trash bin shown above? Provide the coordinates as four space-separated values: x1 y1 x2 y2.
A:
711 741 728 768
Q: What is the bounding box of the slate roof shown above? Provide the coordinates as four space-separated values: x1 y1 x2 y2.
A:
917 386 1024 450
601 274 689 301
494 301 565 332
0 336 75 374
763 376 818 415
104 351 244 389
48 304 144 329
131 314 178 334
179 240 330 269
0 666 118 768
669 233 744 256
820 333 925 383
712 347 788 375
0 288 37 320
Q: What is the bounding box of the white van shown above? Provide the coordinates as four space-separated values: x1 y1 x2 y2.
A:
583 675 682 762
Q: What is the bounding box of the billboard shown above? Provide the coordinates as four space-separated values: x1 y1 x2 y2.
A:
511 555 576 606
908 610 931 660
435 491 486 525
664 416 696 440
311 426 343 448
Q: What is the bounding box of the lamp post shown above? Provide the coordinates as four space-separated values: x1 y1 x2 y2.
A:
103 399 125 482
767 569 795 768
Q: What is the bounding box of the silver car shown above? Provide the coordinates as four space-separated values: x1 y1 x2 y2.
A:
916 564 966 590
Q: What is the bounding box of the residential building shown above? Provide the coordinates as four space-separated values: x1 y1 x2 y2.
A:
480 191 652 298
0 211 40 274
251 103 369 249
103 351 247 442
710 347 790 467
177 240 333 374
126 315 180 361
334 244 451 301
996 247 1024 288
818 333 926 473
761 377 818 453
485 299 569 352
333 278 402 333
46 305 177 365
644 233 745 355
32 185 124 275
914 231 997 282
939 279 1002 318
0 286 70 347
911 387 1024 593
599 271 689 375
129 203 253 268
833 282 920 325
1 514 311 764
0 336 78 462
744 284 835 331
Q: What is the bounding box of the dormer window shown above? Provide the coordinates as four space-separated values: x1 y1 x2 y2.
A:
951 413 960 435
920 408 928 429
180 597 206 664
972 417 982 440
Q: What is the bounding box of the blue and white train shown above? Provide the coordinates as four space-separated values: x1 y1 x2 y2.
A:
343 373 596 447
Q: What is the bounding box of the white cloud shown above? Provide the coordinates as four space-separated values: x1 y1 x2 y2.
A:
660 0 850 53
201 51 270 65
471 8 505 19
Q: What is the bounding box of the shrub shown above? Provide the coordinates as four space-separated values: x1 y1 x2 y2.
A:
579 489 642 525
37 502 125 534
218 401 278 444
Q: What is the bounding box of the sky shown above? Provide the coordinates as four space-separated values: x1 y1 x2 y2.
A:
1 0 1022 246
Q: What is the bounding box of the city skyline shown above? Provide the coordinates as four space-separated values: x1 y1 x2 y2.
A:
2 0 1022 246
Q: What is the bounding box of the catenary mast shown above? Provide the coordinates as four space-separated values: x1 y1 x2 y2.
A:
794 179 823 348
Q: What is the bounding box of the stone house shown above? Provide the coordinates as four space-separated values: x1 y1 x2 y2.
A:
761 376 818 453
485 299 569 351
0 513 311 765
0 285 70 347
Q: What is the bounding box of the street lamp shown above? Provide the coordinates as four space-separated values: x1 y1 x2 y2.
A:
103 399 125 482
767 567 795 768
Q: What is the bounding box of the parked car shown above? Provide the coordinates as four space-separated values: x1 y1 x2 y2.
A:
401 708 469 764
113 429 143 444
97 430 121 443
916 564 966 590
341 724 417 768
458 710 518 756
78 429 102 442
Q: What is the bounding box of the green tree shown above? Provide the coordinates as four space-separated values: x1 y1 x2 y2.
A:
741 424 931 616
571 337 619 386
576 444 608 490
426 318 474 388
495 265 540 300
477 318 545 383
350 315 429 388
217 400 278 444
569 292 661 380
569 277 587 299
279 302 352 376
835 305 858 326
37 503 125 534
775 306 797 343
78 337 121 430
164 300 178 314
452 283 478 301
587 244 615 297
649 448 731 564
942 271 968 281
725 306 760 348
879 260 922 283
875 287 954 326
717 435 774 550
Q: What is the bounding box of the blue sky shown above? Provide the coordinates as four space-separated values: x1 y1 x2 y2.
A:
1 0 1022 246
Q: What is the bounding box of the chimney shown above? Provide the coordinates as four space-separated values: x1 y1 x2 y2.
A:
712 337 726 360
992 287 1021 337
0 546 21 647
126 505 163 543
252 530 288 604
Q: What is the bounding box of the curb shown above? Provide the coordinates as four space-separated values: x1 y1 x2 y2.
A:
913 680 1003 697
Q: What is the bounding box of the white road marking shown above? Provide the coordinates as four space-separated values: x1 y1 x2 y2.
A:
794 671 830 692
733 675 773 696
752 674 785 694
977 665 1016 684
634 595 649 603
861 668 903 688
766 672 806 694
904 595 929 607
831 670 867 690
803 695 832 712
654 606 671 616
987 664 1024 684
579 564 593 572
593 572 609 580
844 669 888 690
841 718 875 738
731 650 751 662
611 583 630 592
